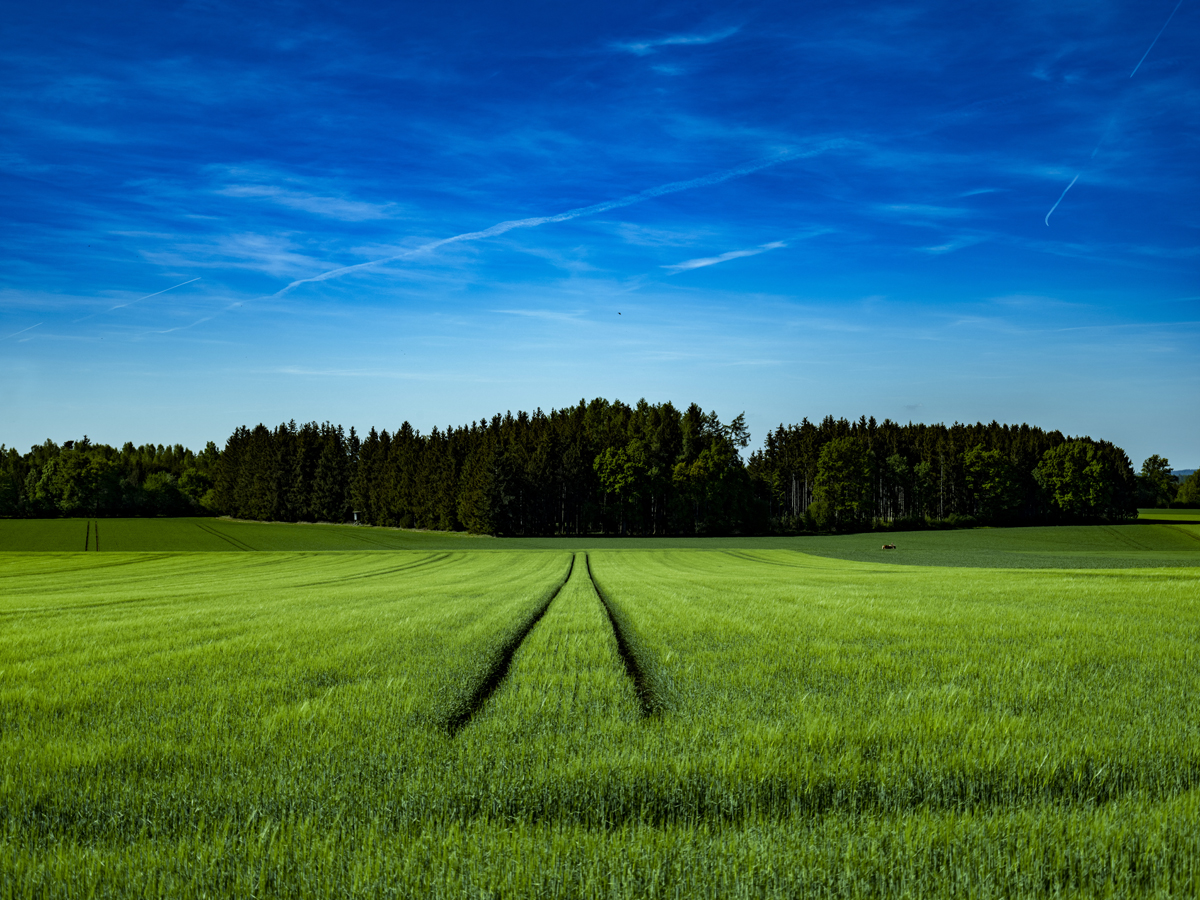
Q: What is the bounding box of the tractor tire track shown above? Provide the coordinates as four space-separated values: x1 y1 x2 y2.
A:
193 521 256 551
447 553 575 736
585 553 662 718
1163 523 1200 546
295 553 453 587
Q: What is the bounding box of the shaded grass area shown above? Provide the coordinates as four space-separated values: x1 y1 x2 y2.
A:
1138 507 1200 523
0 517 490 552
582 551 1200 822
445 554 575 735
3 517 1200 569
787 522 1200 568
2 549 1197 895
4 802 1197 899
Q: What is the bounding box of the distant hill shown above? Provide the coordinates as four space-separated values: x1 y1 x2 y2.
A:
1173 469 1195 480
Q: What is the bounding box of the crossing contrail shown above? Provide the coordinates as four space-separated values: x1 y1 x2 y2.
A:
272 148 830 297
1045 174 1080 226
1 322 42 341
74 276 201 322
1042 1 1184 225
1130 0 1184 78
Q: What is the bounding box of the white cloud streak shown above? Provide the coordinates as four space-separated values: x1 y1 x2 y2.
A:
74 277 201 322
664 241 787 272
1130 0 1184 78
1045 174 1080 226
273 149 829 298
877 203 968 219
1038 0 1183 228
495 309 587 324
217 184 397 221
1 322 42 341
611 27 739 56
921 236 987 255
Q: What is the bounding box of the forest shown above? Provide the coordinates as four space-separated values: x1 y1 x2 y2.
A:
5 398 1194 534
0 437 219 519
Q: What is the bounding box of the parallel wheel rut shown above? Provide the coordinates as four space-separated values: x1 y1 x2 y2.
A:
585 552 660 718
447 554 575 735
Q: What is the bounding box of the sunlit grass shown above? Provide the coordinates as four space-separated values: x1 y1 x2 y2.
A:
1 546 1197 896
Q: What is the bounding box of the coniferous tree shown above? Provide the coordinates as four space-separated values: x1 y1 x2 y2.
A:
811 436 871 530
3 400 1146 533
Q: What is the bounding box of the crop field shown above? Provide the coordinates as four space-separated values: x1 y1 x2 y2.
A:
0 516 489 552
1 522 1198 897
3 515 1199 565
1138 508 1200 524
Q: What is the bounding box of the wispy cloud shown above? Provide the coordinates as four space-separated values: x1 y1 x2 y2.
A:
610 27 739 56
494 308 587 324
277 366 412 378
948 315 1026 335
920 236 986 255
273 366 471 383
611 223 714 247
216 184 398 221
1 323 41 341
1045 174 1080 226
1130 0 1184 78
271 147 839 297
74 277 200 323
876 203 968 220
987 294 1075 311
720 358 783 367
143 234 327 278
664 241 787 273
144 316 213 336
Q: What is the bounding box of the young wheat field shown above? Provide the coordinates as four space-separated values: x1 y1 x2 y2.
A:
1 520 1198 897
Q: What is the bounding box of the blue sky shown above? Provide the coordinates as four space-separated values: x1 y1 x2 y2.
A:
2 0 1197 467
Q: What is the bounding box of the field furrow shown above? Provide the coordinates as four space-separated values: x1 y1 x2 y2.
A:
445 553 575 734
587 550 1200 817
0 551 573 839
459 551 642 739
1 539 1198 897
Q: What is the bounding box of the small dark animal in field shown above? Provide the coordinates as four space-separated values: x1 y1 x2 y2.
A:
882 543 896 550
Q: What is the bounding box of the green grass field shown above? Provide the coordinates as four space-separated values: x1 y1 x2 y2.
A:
3 515 1199 568
0 516 490 552
1138 507 1200 523
1 520 1198 897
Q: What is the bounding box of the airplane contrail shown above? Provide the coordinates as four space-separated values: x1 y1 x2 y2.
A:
1130 0 1184 78
1045 174 1080 226
1 322 42 341
272 148 830 297
1041 2 1183 225
75 276 202 323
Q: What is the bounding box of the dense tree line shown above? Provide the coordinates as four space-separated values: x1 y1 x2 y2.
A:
7 398 1186 530
211 400 1145 535
0 438 220 517
213 401 757 535
749 415 1142 530
1135 455 1200 508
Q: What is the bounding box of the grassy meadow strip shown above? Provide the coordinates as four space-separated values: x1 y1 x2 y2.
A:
1137 508 1200 523
431 552 646 823
3 795 1197 898
0 550 570 843
3 546 1199 896
586 550 1200 819
0 517 493 552
4 517 1200 567
444 553 575 734
785 522 1200 568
